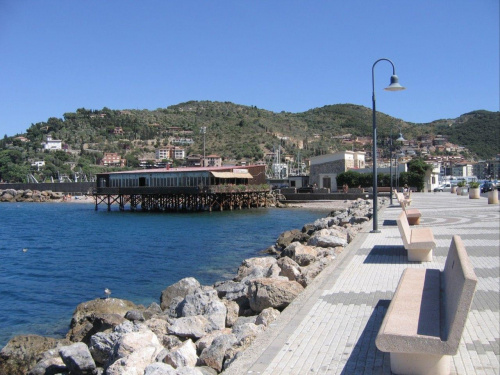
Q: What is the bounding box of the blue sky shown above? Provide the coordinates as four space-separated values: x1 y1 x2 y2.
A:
1 1 498 137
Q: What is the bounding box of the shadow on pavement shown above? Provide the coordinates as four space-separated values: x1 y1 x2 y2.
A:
363 245 408 264
340 299 391 375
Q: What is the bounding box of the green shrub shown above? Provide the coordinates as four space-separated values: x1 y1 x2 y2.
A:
468 181 480 188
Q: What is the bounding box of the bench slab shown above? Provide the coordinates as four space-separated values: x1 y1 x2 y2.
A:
376 268 442 352
376 235 478 375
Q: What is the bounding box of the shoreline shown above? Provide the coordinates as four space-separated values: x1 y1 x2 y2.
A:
0 197 378 374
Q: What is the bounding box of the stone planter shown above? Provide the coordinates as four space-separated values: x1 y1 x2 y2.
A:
461 187 468 196
451 186 457 194
488 190 499 204
469 188 480 199
456 187 462 195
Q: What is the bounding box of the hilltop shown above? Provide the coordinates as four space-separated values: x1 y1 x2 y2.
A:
0 101 498 182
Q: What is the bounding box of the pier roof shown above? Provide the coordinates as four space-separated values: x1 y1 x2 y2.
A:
105 165 261 175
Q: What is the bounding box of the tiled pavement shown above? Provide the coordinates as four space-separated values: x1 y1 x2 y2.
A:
224 192 500 375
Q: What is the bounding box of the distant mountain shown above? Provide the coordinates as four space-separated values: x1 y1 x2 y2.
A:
1 101 498 183
429 110 500 159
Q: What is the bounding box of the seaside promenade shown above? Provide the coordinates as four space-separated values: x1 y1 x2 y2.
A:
224 192 500 374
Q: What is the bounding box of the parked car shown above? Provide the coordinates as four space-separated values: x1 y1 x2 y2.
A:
433 183 451 192
480 181 494 193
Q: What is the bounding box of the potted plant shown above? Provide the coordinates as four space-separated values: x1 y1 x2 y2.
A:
456 181 466 195
468 181 481 199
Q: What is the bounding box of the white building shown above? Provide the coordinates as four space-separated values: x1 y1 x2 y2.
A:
43 136 62 151
31 160 45 170
155 146 186 161
452 163 474 178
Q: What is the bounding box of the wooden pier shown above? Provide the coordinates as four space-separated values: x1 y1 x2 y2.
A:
93 165 271 212
93 187 271 212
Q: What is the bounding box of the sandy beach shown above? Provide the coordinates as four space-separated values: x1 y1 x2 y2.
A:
281 199 358 210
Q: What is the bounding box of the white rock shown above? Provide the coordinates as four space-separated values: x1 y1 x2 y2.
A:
163 339 198 369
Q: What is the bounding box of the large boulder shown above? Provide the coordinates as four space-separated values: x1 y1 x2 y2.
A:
255 307 280 327
277 256 302 281
213 280 250 312
312 217 336 230
143 317 176 348
0 335 70 375
163 339 198 369
231 323 264 348
58 342 97 375
28 355 66 375
275 229 308 249
105 328 163 375
233 257 281 282
89 330 121 367
66 298 136 343
297 257 333 287
167 316 211 339
0 192 15 202
50 191 65 200
194 328 232 354
281 242 318 266
177 288 227 331
248 278 304 313
89 320 153 367
144 362 177 375
199 334 237 373
307 228 348 248
106 345 162 375
160 278 201 311
112 329 162 361
222 300 239 327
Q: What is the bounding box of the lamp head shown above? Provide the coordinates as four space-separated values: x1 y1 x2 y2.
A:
396 132 405 142
385 75 406 91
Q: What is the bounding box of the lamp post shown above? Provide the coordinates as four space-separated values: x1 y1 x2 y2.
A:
200 127 207 167
371 58 405 232
390 128 405 205
396 151 405 192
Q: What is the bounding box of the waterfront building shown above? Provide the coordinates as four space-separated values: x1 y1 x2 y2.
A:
309 151 366 192
94 164 268 212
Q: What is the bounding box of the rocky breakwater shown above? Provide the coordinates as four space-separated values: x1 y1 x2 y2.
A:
0 189 66 202
0 198 378 375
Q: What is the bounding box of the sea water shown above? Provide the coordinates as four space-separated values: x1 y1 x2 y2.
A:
0 202 329 347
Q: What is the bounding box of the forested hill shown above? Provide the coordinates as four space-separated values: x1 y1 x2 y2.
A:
8 101 500 161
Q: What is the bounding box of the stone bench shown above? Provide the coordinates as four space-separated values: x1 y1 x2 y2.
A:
400 198 421 225
396 211 436 262
376 235 478 375
395 191 412 206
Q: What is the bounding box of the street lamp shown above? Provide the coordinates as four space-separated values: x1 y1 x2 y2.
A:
371 58 405 233
396 151 405 192
200 127 207 167
389 128 405 205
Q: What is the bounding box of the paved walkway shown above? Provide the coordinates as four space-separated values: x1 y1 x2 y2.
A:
224 192 500 374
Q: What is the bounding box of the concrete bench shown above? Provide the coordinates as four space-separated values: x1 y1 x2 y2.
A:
401 199 421 225
376 235 478 375
396 191 412 206
396 211 436 262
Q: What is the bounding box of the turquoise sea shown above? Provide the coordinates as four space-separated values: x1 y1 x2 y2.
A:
0 202 330 347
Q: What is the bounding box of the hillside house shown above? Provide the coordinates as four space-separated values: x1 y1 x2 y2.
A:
42 136 62 151
101 153 126 167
